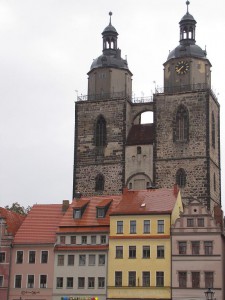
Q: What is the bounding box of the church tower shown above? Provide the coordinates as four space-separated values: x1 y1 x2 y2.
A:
73 13 133 197
154 1 221 210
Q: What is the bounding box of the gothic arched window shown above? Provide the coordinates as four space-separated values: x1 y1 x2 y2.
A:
95 174 105 192
212 112 215 148
176 168 186 188
95 116 107 147
175 105 189 142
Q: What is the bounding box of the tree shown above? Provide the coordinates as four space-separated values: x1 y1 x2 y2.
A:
5 202 31 215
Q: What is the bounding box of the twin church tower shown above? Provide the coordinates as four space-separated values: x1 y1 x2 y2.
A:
73 2 221 211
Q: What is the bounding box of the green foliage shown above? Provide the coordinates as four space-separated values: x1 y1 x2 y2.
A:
5 202 31 215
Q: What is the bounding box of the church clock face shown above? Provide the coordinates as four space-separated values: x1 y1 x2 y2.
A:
175 60 190 75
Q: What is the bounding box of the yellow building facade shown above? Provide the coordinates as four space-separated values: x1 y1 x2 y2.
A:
107 188 183 300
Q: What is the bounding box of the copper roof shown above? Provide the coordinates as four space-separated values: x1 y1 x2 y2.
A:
13 204 63 244
0 208 25 236
126 124 154 146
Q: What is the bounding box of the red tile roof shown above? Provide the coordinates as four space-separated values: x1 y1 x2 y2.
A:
58 196 122 231
111 188 178 215
0 208 25 236
126 124 154 145
13 204 63 244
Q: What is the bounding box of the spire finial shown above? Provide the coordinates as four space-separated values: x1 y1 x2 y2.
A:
109 11 112 25
186 1 190 13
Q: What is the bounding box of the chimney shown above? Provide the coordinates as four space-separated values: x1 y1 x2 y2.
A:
62 200 69 213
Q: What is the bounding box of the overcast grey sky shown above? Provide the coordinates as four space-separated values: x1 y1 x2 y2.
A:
1 0 225 209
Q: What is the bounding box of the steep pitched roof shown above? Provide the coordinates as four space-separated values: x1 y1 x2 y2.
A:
58 196 122 232
126 124 154 145
111 188 178 215
0 208 25 236
13 204 63 244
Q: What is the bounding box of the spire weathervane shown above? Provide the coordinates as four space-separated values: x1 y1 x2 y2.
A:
109 11 112 25
186 1 190 13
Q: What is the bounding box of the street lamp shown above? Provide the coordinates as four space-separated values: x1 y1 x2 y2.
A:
204 287 215 300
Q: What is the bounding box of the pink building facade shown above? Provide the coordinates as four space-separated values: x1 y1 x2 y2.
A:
171 200 225 300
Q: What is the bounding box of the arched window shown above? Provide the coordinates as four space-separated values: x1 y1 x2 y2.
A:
212 112 215 148
176 168 186 188
95 174 105 192
95 116 107 147
175 105 189 142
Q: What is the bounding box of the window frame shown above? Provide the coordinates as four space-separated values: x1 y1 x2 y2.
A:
41 250 48 263
27 274 34 288
130 220 136 234
116 246 123 259
156 271 164 287
143 246 150 258
15 274 22 288
117 221 123 234
16 250 23 264
157 220 164 233
129 246 136 259
128 271 136 287
142 271 150 287
115 271 122 287
0 252 6 263
40 274 47 288
143 220 150 233
28 250 36 264
157 245 165 258
56 277 63 289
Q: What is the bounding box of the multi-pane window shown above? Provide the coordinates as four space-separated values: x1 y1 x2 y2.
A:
178 272 187 288
178 241 187 254
128 271 136 287
60 236 66 244
56 277 63 288
130 220 136 234
67 277 73 288
205 272 214 288
99 254 105 265
88 277 95 288
91 235 96 244
101 235 106 244
115 271 122 287
27 275 34 288
116 246 123 258
129 246 136 258
81 236 87 244
15 275 22 288
79 255 86 266
197 218 204 227
192 272 200 288
95 115 106 147
117 221 123 234
89 254 96 266
41 251 48 263
29 251 36 264
0 275 3 287
68 255 75 266
16 251 23 264
78 277 85 288
143 246 150 258
157 220 164 233
191 241 200 255
175 105 189 142
176 168 186 188
142 272 150 287
187 218 194 227
95 174 105 191
74 209 81 219
70 236 76 244
143 220 150 233
157 246 165 258
98 277 105 288
57 255 64 266
204 241 213 255
0 252 6 263
97 208 105 218
156 272 164 287
40 275 47 288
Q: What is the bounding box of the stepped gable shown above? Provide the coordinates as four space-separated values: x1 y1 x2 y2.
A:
58 195 122 232
13 204 63 244
126 124 154 146
111 188 178 215
0 207 25 236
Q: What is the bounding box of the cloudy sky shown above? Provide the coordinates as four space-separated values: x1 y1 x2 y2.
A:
1 0 225 209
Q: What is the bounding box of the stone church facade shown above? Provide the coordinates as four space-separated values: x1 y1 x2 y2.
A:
73 4 220 211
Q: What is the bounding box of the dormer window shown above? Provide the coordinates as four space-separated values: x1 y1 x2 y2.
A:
97 207 105 218
73 209 81 219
